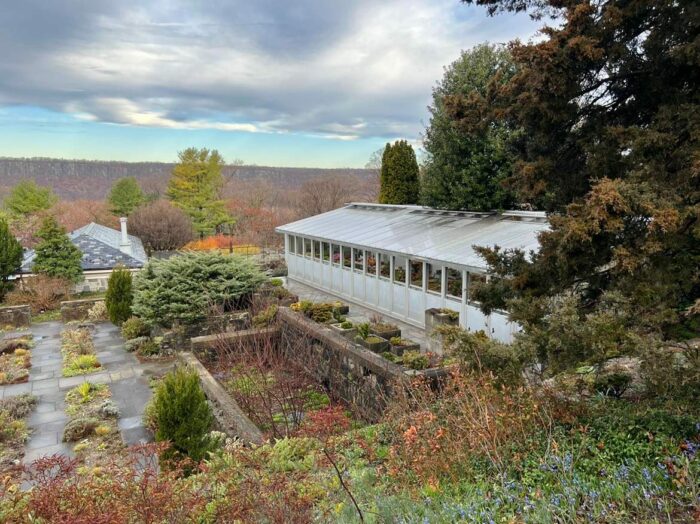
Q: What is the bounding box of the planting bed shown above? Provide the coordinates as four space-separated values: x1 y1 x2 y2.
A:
63 382 123 466
0 334 33 385
0 394 36 472
205 352 360 439
60 326 102 377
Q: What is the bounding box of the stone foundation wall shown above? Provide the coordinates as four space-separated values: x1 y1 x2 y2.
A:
179 352 264 444
276 308 448 421
0 305 31 328
60 298 105 323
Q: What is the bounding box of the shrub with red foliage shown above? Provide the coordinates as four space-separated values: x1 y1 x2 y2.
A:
296 406 352 440
6 444 207 524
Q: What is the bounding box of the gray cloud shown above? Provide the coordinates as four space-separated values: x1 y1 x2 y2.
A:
0 0 538 140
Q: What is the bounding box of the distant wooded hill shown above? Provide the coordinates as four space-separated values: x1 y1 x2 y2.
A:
0 157 372 200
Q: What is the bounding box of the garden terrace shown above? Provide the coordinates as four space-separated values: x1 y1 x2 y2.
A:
277 203 548 343
196 325 365 438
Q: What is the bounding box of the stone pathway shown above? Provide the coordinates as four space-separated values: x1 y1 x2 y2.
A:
0 321 174 464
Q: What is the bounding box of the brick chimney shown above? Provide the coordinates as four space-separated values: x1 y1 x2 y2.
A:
119 217 132 256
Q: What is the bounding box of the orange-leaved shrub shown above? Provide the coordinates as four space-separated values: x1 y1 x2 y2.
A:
385 370 553 486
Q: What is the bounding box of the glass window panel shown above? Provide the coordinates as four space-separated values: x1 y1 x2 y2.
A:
342 246 352 268
313 240 320 260
332 244 340 265
366 251 377 275
410 260 423 288
296 236 303 255
379 253 391 278
304 238 312 257
468 272 486 303
288 235 295 254
427 264 442 294
322 242 330 262
353 248 364 272
393 256 406 283
446 268 463 299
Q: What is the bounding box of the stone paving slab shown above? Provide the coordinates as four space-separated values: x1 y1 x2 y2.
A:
0 320 174 466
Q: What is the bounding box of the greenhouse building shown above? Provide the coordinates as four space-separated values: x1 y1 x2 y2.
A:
276 203 548 343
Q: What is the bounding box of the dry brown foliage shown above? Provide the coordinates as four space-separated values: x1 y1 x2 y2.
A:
5 275 72 312
384 369 554 485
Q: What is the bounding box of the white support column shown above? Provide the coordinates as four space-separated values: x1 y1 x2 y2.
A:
462 270 468 330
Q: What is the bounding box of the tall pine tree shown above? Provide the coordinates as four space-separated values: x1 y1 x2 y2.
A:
166 148 231 237
0 217 22 298
4 180 57 216
378 140 420 205
32 216 83 283
421 44 516 211
108 177 145 216
455 0 700 337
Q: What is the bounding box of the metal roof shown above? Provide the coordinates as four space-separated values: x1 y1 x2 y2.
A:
276 203 548 271
21 222 147 273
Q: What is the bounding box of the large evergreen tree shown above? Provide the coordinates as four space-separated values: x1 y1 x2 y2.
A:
4 180 57 216
32 216 83 283
378 140 420 205
421 44 516 211
455 0 699 337
107 177 145 216
166 148 231 237
0 217 22 298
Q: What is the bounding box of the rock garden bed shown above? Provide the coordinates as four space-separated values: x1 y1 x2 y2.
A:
60 326 102 377
0 394 36 473
0 334 33 385
288 300 453 371
63 382 123 466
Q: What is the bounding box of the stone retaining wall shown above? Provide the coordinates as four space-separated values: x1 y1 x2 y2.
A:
60 298 104 323
277 307 448 421
190 326 279 355
178 352 264 444
0 305 31 328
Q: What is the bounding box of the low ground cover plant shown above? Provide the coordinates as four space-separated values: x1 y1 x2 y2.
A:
120 316 149 340
60 327 101 377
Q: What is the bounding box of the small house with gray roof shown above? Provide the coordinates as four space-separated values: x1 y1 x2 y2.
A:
20 218 147 292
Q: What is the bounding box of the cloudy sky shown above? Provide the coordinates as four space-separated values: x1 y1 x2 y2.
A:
0 1 539 167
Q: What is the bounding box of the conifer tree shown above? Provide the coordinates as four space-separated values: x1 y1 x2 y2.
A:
421 44 516 211
166 148 231 237
378 140 420 205
107 177 145 216
0 217 22 298
32 216 82 283
4 180 57 216
152 366 216 463
105 266 133 325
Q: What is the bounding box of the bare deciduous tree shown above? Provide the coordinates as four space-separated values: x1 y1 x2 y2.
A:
129 199 194 254
296 175 352 217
